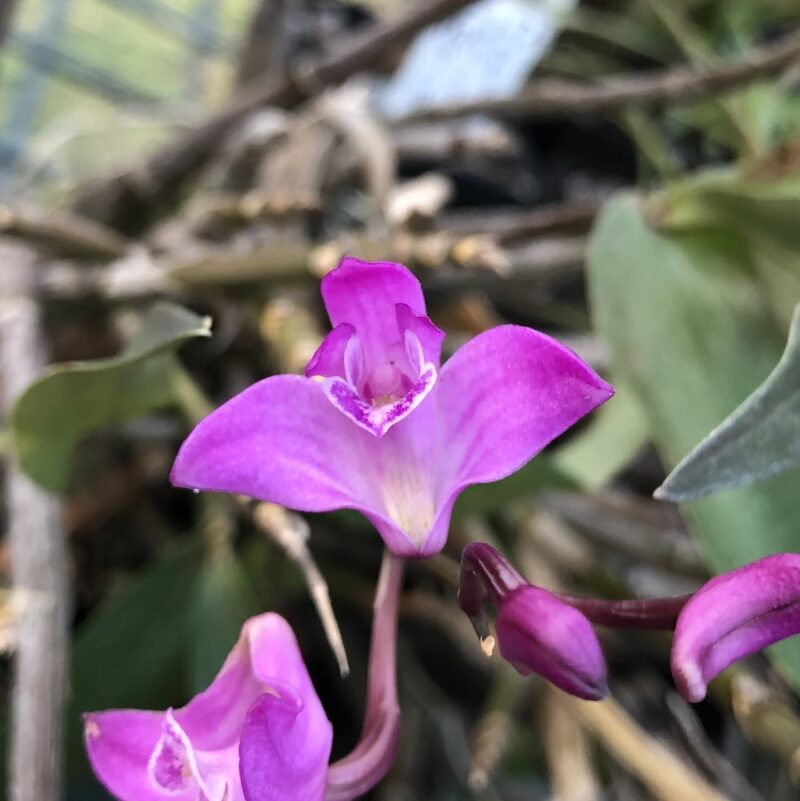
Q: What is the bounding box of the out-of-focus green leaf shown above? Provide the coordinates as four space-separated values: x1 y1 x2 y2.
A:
654 166 800 251
68 541 200 780
12 302 211 492
588 193 800 688
189 556 260 693
657 304 800 501
552 381 649 490
653 164 800 328
452 456 573 520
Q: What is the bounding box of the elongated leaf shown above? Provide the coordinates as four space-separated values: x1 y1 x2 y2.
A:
12 302 211 492
588 193 800 688
189 556 260 693
657 304 800 500
68 541 200 780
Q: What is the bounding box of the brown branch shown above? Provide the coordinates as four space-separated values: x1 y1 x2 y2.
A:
0 203 129 260
438 199 602 244
235 0 287 88
71 0 480 234
404 26 800 122
0 240 67 801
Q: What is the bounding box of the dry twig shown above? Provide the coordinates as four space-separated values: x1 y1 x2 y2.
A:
405 26 800 122
72 0 480 232
567 695 728 801
253 503 350 677
542 688 600 801
0 203 128 260
0 240 68 801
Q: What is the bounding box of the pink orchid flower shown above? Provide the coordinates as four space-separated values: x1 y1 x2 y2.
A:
671 553 800 702
84 613 332 801
171 258 613 557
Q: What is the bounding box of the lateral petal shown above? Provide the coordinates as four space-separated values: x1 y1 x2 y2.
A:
417 325 613 554
239 689 332 801
171 375 442 556
305 323 357 380
171 375 382 512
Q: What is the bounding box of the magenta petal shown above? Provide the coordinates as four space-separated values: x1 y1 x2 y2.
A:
321 258 427 365
171 374 440 556
84 710 193 801
239 615 332 801
305 323 357 380
438 325 613 488
239 690 332 801
177 614 305 751
396 303 445 368
496 586 608 700
417 325 613 554
323 360 437 438
85 614 330 801
171 375 380 512
671 554 800 702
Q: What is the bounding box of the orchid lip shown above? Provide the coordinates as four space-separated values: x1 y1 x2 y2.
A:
320 329 438 438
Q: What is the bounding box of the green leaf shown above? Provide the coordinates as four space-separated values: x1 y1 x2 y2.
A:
588 193 800 689
657 304 800 501
67 541 200 780
652 166 800 328
452 456 573 520
189 556 260 694
552 381 649 490
11 302 211 492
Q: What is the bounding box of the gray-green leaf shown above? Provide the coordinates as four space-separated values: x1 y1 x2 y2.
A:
11 302 211 492
657 304 800 501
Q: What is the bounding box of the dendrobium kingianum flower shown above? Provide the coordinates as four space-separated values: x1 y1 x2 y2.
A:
171 257 614 557
460 544 800 703
84 613 333 801
85 554 405 801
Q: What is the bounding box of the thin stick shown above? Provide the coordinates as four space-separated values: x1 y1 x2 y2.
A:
0 240 67 801
0 203 128 260
72 0 479 232
542 688 600 801
405 26 800 122
567 695 728 801
252 503 349 677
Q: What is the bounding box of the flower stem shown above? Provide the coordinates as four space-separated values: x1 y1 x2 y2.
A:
325 551 405 801
557 593 691 630
460 541 690 631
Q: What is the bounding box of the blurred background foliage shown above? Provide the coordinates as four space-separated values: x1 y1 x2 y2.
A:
3 0 800 800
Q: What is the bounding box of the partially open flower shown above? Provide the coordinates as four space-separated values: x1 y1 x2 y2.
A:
172 258 612 557
671 553 800 702
84 613 332 801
